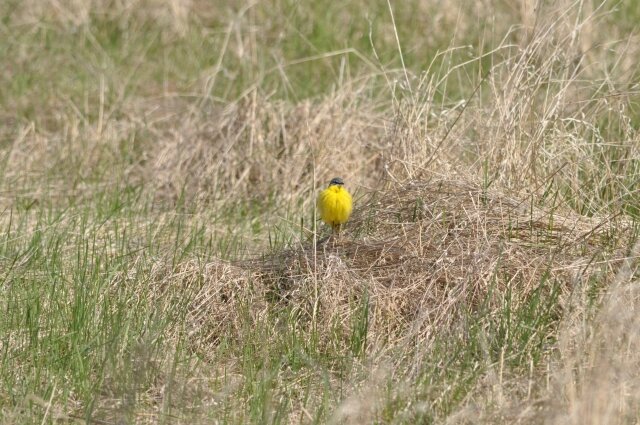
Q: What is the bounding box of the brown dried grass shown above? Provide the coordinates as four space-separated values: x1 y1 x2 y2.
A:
147 90 386 205
137 172 638 422
3 0 640 422
171 175 627 347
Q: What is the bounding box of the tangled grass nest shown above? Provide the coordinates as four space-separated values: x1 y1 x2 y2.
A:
147 177 631 360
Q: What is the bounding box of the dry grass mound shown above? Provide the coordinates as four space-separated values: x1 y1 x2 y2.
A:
169 177 629 358
131 175 639 422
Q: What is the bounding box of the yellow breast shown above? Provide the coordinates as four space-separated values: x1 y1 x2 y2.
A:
317 185 353 226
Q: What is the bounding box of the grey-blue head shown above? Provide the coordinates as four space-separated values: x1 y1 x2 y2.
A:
329 177 344 186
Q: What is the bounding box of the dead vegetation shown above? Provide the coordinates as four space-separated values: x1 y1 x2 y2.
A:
136 175 637 422
2 0 640 423
147 91 386 205
267 178 600 332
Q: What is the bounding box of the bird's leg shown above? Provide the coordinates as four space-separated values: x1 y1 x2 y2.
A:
332 223 342 243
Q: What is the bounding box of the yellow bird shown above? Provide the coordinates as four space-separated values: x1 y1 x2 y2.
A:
317 177 352 235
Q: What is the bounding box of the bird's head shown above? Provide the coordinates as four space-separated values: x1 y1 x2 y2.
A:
329 177 344 187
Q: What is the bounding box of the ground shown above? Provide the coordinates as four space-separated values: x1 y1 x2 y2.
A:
1 1 640 423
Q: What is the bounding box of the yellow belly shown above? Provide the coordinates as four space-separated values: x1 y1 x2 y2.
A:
318 186 352 226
